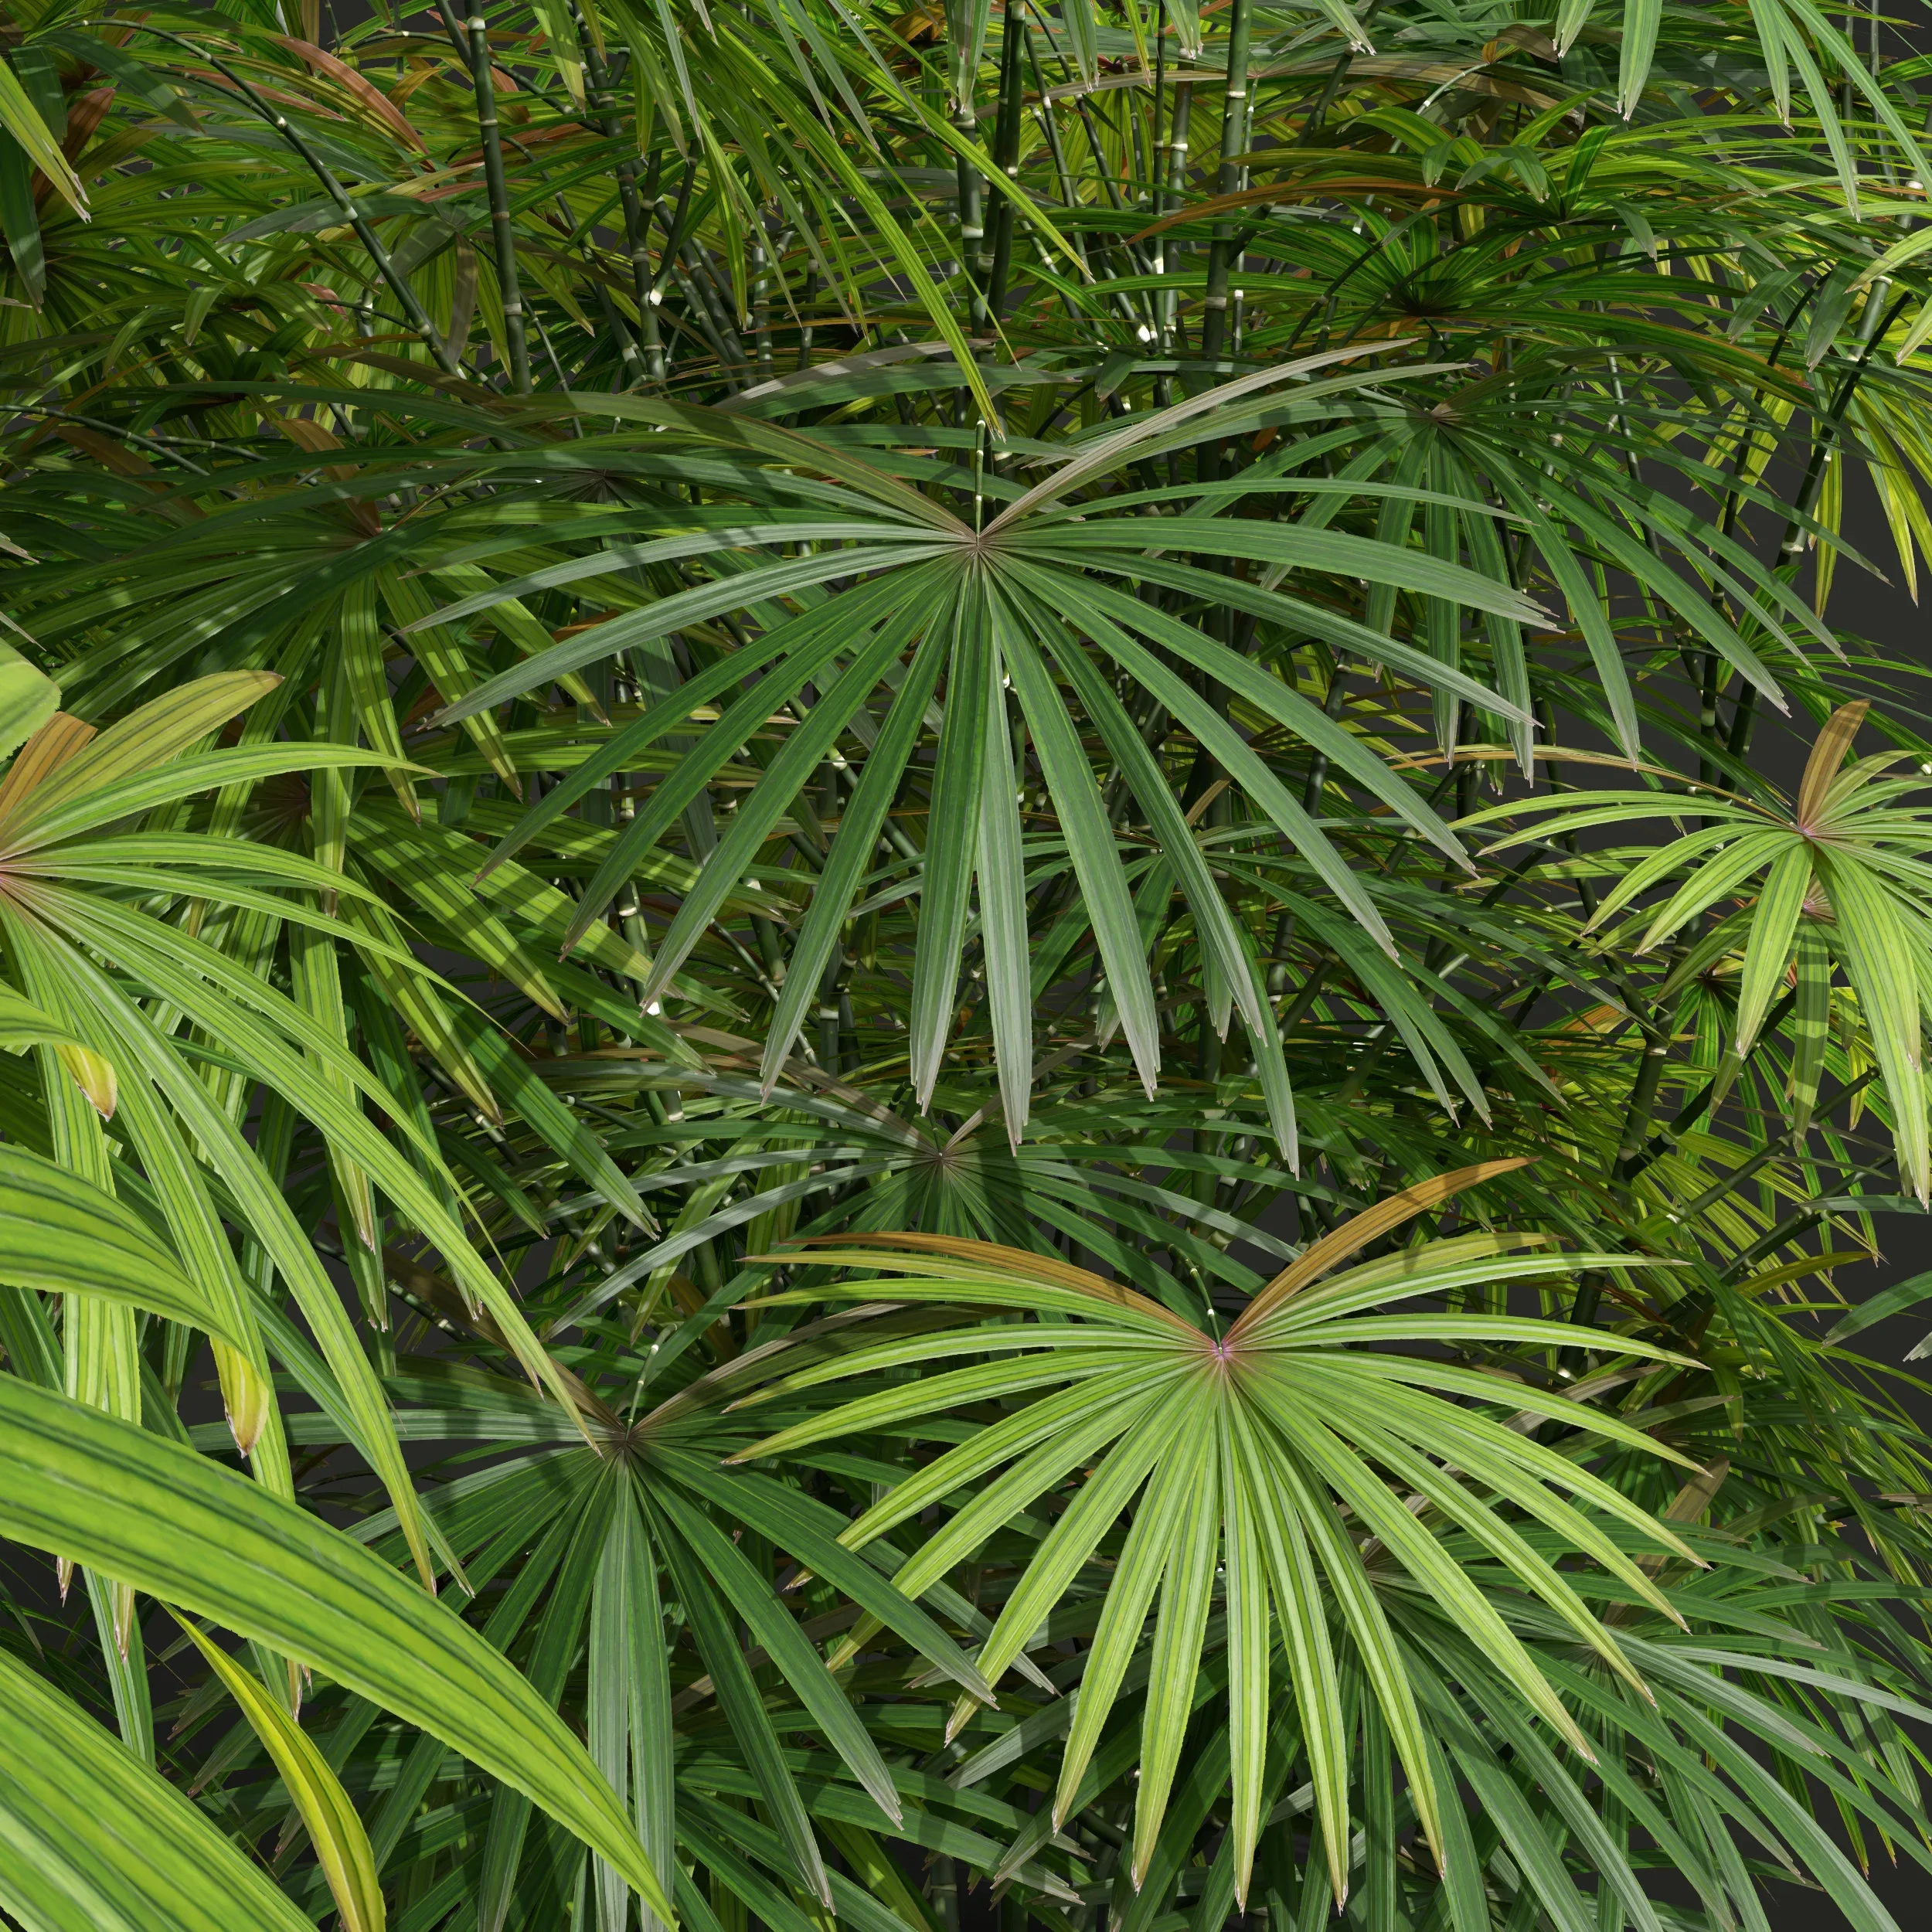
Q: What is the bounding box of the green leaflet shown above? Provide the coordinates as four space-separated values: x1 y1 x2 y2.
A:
0 643 57 762
1130 1406 1219 1883
0 1145 246 1346
2 672 279 835
588 1485 674 1932
175 1618 386 1932
0 1644 316 1932
910 583 992 1104
0 1376 675 1925
0 60 81 214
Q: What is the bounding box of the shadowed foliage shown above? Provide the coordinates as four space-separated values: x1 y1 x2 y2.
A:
1 0 1931 1925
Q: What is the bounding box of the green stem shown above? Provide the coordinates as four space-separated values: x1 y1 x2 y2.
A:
1162 80 1194 358
468 14 531 393
954 78 989 336
1198 0 1254 369
567 0 662 383
986 4 1026 318
1623 985 1798 1182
